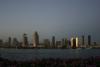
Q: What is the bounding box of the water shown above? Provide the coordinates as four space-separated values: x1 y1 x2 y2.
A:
0 48 100 61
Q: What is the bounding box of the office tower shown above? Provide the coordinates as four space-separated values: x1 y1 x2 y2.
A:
33 31 39 48
70 37 77 48
61 38 66 48
73 39 76 48
8 37 12 47
44 39 50 48
62 38 65 45
93 42 97 45
0 39 3 47
22 33 28 47
88 35 91 46
65 38 68 48
52 36 55 48
71 37 74 48
82 35 85 45
12 38 19 48
76 37 79 48
56 41 62 48
68 40 71 47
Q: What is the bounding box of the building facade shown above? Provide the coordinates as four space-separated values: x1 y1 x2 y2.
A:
22 33 29 47
33 31 39 48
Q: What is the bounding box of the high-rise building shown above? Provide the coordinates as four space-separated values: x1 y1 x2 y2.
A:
71 37 74 48
82 35 85 45
64 38 68 48
33 31 39 48
8 37 12 47
56 41 62 48
88 35 91 46
44 39 50 48
22 33 28 47
61 38 66 48
76 37 79 48
71 37 78 48
12 38 19 48
52 36 55 48
73 39 76 48
0 39 3 47
62 39 65 45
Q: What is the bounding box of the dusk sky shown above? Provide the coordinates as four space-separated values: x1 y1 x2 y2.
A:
0 0 100 43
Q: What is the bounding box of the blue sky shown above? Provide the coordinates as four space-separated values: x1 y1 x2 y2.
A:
0 0 100 43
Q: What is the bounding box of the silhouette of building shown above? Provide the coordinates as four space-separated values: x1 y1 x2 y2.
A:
33 31 39 48
0 39 3 47
67 40 71 48
61 38 65 45
93 42 97 45
8 37 12 47
52 36 55 48
56 41 62 48
44 39 50 48
22 33 29 47
82 35 85 45
88 35 91 46
12 38 19 48
64 38 68 48
61 38 66 48
73 39 76 48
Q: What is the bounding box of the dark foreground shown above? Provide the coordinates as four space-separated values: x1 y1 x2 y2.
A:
0 56 100 67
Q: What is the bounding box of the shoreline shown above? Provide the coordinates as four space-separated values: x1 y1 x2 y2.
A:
0 47 100 49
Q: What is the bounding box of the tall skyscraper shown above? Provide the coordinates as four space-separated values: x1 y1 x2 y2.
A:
76 37 79 48
22 33 28 47
71 37 78 48
52 36 55 48
82 35 85 45
56 41 62 48
12 38 19 48
33 31 39 48
88 35 91 46
73 39 76 48
8 37 12 47
0 39 3 47
71 37 74 48
61 38 66 48
64 38 68 48
44 39 50 48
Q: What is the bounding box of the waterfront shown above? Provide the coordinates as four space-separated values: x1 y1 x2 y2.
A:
0 48 100 61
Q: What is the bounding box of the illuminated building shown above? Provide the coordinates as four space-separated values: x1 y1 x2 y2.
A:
22 33 29 47
76 37 79 48
71 37 79 48
73 39 76 48
33 31 39 48
71 37 74 48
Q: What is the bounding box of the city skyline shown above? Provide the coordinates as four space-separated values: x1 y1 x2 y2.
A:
0 31 99 45
0 0 100 42
0 31 99 48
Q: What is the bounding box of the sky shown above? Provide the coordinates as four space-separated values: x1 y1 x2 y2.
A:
0 0 100 43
